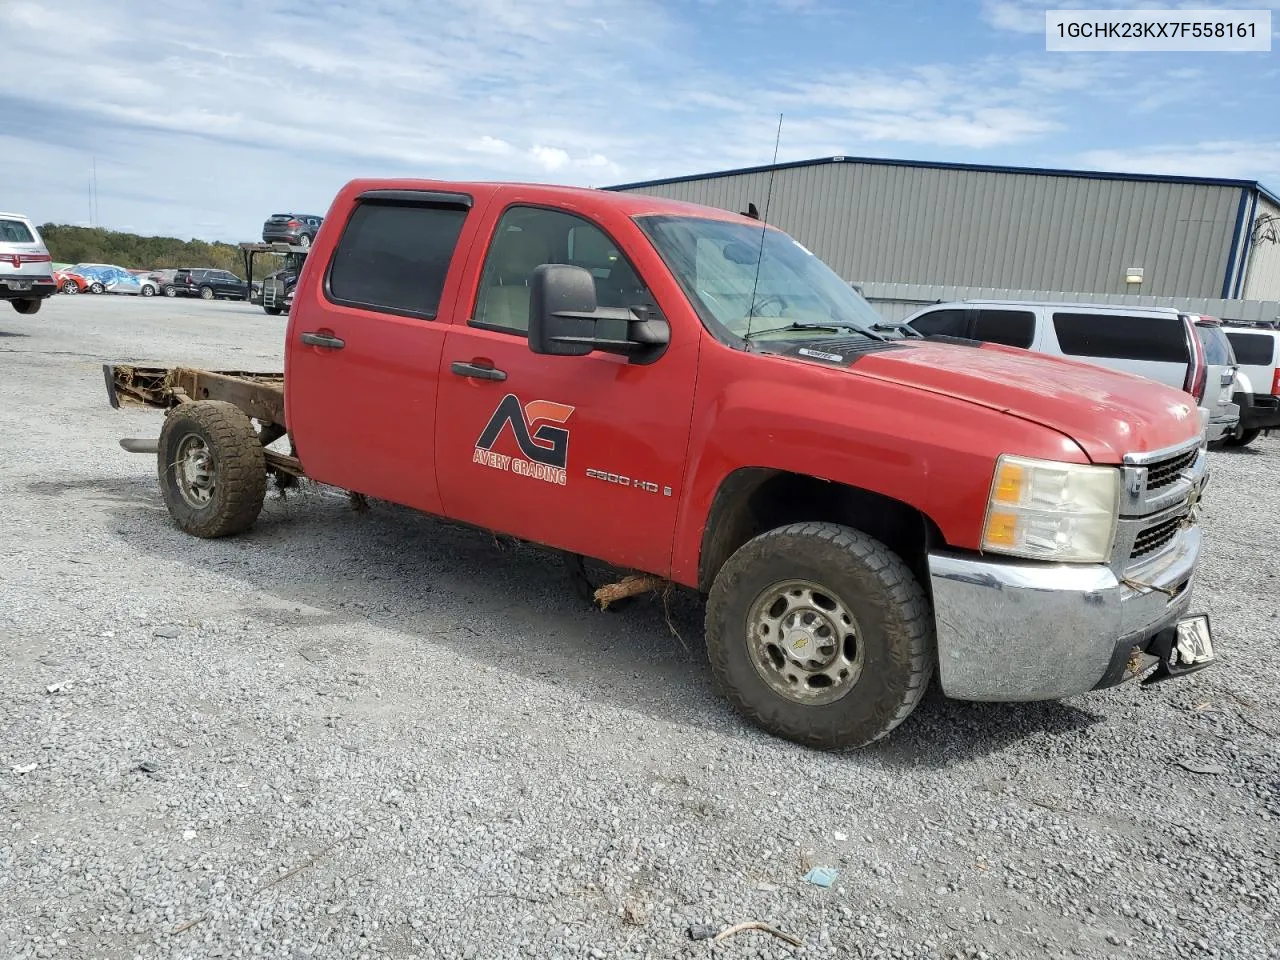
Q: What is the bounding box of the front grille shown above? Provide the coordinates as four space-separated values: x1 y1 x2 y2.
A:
1145 448 1198 491
1130 514 1184 560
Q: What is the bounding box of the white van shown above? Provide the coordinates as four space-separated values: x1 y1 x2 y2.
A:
0 212 57 314
1222 323 1280 447
899 300 1210 434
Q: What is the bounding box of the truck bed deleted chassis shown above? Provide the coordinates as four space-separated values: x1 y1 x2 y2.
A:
103 364 302 477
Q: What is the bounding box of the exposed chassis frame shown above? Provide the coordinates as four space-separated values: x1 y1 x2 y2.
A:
102 363 304 478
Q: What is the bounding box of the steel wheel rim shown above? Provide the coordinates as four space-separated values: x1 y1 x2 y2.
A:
747 579 864 705
174 434 216 508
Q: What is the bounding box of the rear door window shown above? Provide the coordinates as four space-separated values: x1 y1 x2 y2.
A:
0 218 35 243
1225 331 1276 366
327 201 469 319
972 309 1035 348
1195 325 1233 365
1052 313 1188 363
909 308 967 338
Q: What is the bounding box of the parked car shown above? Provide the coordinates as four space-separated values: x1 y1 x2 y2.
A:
261 213 324 248
103 177 1215 751
1190 316 1241 445
0 212 57 314
169 268 249 301
71 263 160 296
53 267 89 294
1223 322 1280 447
898 300 1210 434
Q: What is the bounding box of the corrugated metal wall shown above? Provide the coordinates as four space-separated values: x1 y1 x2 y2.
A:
1243 197 1280 301
616 161 1241 299
852 280 1280 324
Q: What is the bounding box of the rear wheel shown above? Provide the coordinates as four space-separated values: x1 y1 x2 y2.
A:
298 234 312 249
89 282 104 294
11 298 42 315
157 401 267 538
705 522 934 750
264 306 282 316
163 285 176 297
199 285 214 300
1224 425 1261 448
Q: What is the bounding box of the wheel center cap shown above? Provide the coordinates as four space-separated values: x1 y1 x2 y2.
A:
784 627 817 659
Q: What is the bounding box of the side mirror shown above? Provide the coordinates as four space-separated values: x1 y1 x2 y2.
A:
528 263 669 363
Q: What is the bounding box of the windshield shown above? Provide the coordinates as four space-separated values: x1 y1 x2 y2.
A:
634 214 883 341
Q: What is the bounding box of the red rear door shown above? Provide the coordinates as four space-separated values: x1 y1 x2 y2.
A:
284 186 491 513
433 198 699 575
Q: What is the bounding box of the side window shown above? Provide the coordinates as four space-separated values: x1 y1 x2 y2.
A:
327 201 468 318
1195 326 1232 366
972 309 1035 348
909 308 967 338
472 206 656 335
1053 313 1189 363
1225 332 1275 366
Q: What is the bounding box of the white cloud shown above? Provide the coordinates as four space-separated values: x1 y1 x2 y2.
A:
982 0 1044 33
530 146 571 171
1076 142 1280 184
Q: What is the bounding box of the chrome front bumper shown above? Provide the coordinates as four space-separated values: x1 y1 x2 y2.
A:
928 525 1201 701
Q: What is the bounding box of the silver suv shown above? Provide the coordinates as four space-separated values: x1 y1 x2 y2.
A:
0 212 57 314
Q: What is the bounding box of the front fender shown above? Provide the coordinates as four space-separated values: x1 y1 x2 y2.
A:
668 363 1086 588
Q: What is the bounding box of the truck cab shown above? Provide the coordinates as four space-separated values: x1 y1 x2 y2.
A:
108 179 1216 750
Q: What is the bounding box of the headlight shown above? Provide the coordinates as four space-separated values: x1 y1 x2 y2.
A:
981 455 1120 563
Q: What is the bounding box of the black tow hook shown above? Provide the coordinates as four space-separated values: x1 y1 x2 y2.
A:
1140 624 1214 687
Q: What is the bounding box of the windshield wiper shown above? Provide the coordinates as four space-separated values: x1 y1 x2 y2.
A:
743 320 885 342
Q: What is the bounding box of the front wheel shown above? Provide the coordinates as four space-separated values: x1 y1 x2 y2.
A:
1224 425 1261 448
11 298 42 315
705 522 934 750
89 282 105 294
61 280 79 294
141 284 155 297
263 306 282 316
157 401 267 538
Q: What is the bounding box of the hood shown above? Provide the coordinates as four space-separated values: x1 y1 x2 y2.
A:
852 340 1202 463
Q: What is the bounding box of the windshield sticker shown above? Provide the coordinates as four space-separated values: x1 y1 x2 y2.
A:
474 394 575 486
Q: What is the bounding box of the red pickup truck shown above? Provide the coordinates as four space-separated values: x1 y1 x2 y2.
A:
104 178 1216 749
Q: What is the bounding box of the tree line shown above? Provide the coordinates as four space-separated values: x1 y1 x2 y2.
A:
40 224 281 277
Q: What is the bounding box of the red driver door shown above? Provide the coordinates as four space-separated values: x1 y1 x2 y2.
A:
433 198 699 576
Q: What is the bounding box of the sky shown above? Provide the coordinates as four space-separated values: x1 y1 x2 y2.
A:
2 0 1278 241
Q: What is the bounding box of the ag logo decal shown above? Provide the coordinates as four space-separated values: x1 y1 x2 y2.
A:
472 394 575 486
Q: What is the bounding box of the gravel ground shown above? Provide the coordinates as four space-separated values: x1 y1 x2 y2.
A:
1 295 1277 960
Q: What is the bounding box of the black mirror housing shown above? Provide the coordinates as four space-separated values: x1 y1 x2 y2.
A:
528 263 670 364
528 263 597 357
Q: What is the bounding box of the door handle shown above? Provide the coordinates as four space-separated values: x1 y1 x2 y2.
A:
301 331 345 349
451 360 507 381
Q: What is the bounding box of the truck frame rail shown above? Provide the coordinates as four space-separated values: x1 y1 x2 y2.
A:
103 363 302 477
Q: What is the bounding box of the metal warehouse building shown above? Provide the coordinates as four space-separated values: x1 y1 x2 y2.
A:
607 156 1280 309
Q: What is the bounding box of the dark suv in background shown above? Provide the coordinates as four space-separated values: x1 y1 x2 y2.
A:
166 268 249 301
261 213 324 248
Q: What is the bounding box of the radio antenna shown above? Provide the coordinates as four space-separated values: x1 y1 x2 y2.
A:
744 113 783 346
